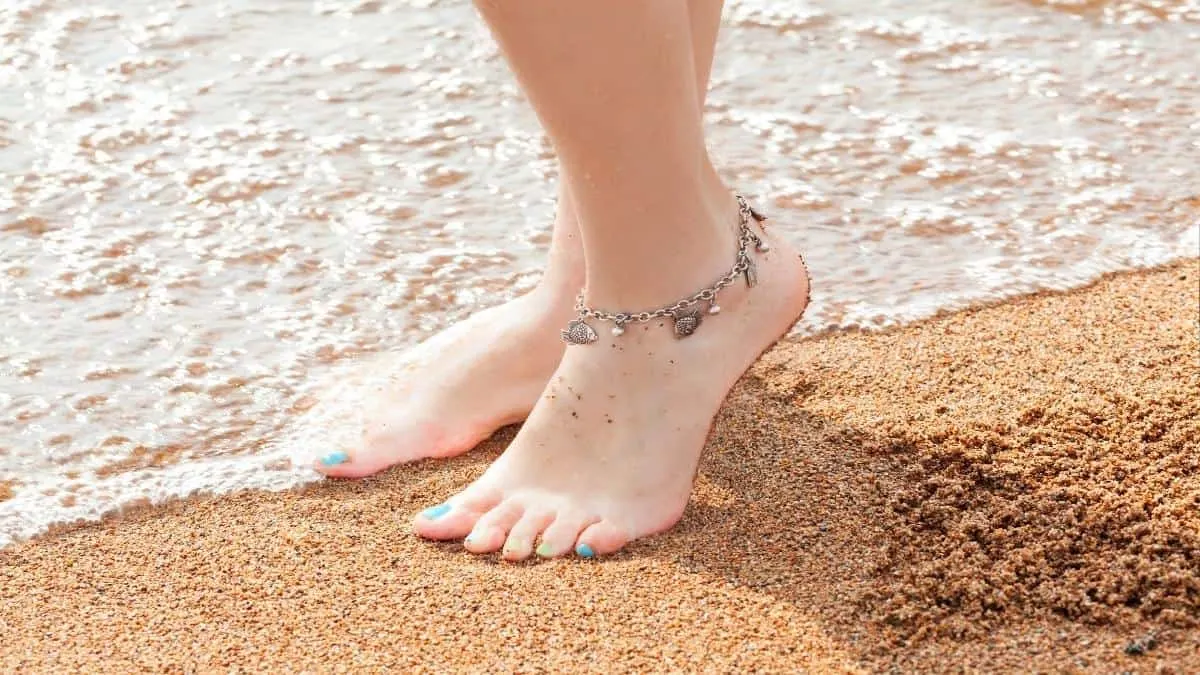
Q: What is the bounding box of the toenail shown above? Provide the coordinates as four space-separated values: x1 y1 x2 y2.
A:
575 543 595 559
421 503 451 520
535 543 553 558
319 451 348 466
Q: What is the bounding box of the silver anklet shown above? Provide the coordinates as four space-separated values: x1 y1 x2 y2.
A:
561 195 770 345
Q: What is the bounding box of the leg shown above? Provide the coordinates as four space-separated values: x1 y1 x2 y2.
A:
687 0 729 207
413 0 810 558
317 0 727 478
554 0 727 239
688 0 725 106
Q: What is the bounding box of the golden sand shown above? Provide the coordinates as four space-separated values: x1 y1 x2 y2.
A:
3 260 1197 672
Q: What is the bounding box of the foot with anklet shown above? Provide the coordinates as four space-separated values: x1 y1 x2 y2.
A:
412 196 811 558
315 0 741 483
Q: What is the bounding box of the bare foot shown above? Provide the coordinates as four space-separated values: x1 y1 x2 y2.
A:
411 214 811 558
315 290 573 478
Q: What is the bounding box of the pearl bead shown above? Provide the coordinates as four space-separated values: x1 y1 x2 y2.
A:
612 326 625 336
757 240 771 252
708 304 721 315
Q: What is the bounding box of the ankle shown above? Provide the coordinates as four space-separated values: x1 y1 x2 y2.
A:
582 189 740 310
699 159 729 212
523 279 582 323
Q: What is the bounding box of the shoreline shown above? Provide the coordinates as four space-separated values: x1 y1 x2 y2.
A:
2 254 1195 549
4 259 1197 672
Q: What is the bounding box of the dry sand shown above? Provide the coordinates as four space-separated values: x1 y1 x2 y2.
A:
3 260 1197 673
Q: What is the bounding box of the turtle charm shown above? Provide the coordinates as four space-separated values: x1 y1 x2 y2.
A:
561 318 599 345
672 308 703 338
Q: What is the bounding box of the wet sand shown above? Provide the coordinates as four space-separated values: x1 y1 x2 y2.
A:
3 260 1197 673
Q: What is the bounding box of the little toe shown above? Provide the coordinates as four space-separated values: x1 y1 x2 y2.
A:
460 500 525 554
575 520 629 558
411 489 500 540
502 509 555 562
536 512 595 559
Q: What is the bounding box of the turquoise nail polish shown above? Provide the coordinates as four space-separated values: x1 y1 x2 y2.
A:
422 503 451 520
319 451 348 466
576 543 595 559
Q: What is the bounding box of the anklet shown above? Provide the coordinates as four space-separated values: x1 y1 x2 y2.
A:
561 195 770 345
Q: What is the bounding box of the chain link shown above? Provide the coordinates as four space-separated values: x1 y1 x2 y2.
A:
572 196 763 325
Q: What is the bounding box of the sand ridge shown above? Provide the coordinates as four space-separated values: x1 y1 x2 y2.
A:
2 260 1197 672
757 259 1199 639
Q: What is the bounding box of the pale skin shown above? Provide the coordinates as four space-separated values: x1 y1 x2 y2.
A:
316 0 810 559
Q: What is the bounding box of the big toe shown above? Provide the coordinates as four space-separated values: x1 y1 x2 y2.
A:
313 449 376 479
412 490 499 540
315 422 458 479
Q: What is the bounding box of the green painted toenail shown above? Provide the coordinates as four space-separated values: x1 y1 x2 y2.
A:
576 543 595 559
535 543 553 558
422 503 451 520
319 451 348 466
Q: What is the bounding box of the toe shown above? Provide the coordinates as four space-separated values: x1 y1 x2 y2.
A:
535 512 595 559
313 449 372 479
313 442 402 480
412 488 500 540
575 520 629 558
463 523 507 554
501 509 555 562
461 499 525 554
316 423 457 479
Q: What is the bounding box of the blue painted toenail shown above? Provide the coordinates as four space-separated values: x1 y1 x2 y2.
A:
422 503 451 520
319 451 348 466
576 543 595 559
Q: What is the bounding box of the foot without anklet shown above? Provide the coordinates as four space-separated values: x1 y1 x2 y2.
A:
560 194 769 345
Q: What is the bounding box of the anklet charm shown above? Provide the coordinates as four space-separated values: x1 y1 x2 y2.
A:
743 255 758 288
562 194 769 345
672 308 703 338
561 318 600 345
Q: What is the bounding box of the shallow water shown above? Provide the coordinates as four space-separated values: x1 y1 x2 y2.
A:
1 0 1197 547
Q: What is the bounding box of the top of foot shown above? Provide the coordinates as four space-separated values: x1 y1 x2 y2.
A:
314 292 571 478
